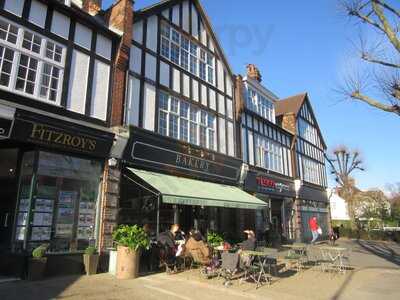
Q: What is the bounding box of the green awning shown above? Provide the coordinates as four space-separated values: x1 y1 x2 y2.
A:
127 168 267 210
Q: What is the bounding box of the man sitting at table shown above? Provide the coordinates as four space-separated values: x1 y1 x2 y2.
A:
240 230 257 251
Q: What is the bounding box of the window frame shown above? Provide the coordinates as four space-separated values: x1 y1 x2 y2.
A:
158 91 217 151
0 17 66 106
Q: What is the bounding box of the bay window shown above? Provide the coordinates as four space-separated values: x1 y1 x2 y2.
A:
0 17 66 105
246 87 275 123
160 22 214 85
255 134 289 175
158 91 216 151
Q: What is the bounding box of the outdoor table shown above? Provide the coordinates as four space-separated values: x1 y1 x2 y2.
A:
239 250 272 288
281 244 308 272
319 246 348 274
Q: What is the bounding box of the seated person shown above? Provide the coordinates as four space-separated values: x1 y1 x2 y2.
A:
157 224 180 263
240 230 257 251
184 230 211 265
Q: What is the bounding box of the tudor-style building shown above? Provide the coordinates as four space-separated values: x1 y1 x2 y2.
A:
0 0 122 277
276 93 329 241
236 65 296 242
102 0 267 250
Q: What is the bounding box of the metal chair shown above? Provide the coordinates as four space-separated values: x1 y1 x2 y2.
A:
217 252 240 286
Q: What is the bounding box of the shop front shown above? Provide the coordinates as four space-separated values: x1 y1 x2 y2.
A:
0 106 114 277
243 170 296 244
298 185 329 242
119 128 267 242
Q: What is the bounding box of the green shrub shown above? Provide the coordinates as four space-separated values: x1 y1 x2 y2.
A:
207 232 223 247
32 244 48 258
112 225 150 251
84 246 97 255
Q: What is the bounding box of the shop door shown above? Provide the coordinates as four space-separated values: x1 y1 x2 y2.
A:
0 148 19 252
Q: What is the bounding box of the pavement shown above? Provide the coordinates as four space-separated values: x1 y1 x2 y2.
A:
0 239 399 300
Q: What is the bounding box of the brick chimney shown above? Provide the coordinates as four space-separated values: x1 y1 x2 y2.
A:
104 0 133 127
281 112 297 134
234 74 245 159
82 0 102 15
246 64 262 82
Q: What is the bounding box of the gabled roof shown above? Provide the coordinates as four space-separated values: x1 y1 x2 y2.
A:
275 93 307 117
276 93 327 149
133 0 234 77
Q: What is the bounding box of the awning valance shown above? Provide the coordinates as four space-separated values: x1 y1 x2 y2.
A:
127 168 267 210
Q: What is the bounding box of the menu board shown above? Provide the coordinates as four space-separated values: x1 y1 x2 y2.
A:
31 226 51 241
55 191 77 237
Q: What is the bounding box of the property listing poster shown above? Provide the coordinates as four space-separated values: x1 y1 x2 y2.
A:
76 184 97 240
55 191 77 237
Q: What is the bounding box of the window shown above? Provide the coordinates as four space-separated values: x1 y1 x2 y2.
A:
16 54 38 95
39 63 61 102
0 18 65 104
13 151 102 253
246 87 275 122
0 19 18 44
300 155 323 186
158 91 216 150
160 22 214 84
298 118 320 146
0 46 14 86
255 134 288 175
22 31 42 54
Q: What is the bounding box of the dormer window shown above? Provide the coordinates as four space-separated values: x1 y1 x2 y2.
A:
246 87 275 123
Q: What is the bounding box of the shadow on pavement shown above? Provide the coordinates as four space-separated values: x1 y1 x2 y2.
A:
0 275 81 300
356 240 400 266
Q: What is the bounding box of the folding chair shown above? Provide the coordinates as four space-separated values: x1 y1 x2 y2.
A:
217 252 240 286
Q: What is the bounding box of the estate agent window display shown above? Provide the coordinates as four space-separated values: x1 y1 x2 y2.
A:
13 150 102 253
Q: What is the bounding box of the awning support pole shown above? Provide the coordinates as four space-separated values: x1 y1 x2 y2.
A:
157 195 160 238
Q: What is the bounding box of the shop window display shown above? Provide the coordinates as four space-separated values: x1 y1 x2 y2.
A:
13 151 102 253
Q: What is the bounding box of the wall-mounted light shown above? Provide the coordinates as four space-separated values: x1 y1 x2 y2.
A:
294 179 302 199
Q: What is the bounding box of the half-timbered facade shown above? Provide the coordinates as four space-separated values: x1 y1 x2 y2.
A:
125 0 236 157
276 93 329 242
236 65 297 242
110 0 268 249
0 0 120 278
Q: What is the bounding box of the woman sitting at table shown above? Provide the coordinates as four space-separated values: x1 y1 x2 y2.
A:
184 229 211 265
239 230 257 251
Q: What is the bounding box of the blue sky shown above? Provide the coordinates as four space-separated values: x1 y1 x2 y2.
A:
104 0 399 191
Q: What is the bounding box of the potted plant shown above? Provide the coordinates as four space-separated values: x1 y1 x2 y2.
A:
83 246 99 275
27 244 48 281
207 231 224 248
112 225 150 279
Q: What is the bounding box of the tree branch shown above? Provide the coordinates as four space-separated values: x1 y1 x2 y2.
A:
351 91 400 115
375 0 400 18
372 0 400 53
361 53 400 68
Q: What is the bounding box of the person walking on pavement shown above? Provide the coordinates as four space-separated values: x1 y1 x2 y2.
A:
309 216 320 244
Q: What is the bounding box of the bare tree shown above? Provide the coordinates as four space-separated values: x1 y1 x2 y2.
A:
326 146 365 219
338 0 400 116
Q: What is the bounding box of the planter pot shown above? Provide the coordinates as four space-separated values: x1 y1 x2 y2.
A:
83 254 99 276
116 245 140 279
108 249 117 276
27 257 47 281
